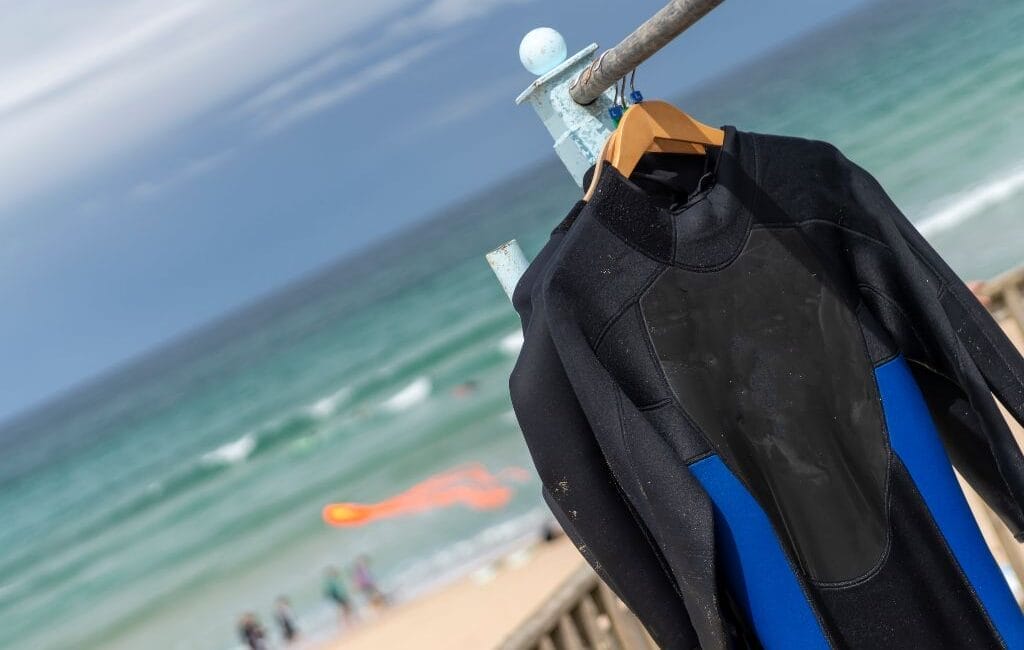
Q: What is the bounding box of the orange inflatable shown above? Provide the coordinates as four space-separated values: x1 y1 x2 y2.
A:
323 463 529 527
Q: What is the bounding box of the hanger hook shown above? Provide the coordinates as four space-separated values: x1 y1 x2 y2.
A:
628 67 643 104
608 74 625 125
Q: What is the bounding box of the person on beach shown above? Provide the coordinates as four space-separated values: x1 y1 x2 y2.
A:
324 567 355 626
237 612 267 650
352 555 388 608
274 596 299 644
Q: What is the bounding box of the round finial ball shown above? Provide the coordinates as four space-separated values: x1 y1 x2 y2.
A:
519 27 567 76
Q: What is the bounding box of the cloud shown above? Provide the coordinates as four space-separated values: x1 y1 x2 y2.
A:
386 0 534 39
253 38 449 135
238 0 537 134
237 47 360 118
418 72 521 131
0 2 204 120
0 0 537 215
0 0 415 215
379 70 520 149
128 148 236 201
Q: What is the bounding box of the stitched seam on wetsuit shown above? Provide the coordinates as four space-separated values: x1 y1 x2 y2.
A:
809 300 897 588
592 262 666 353
908 227 1024 397
897 461 1007 647
813 331 895 589
757 219 891 250
857 284 935 367
634 296 837 647
854 300 900 366
851 225 1024 398
638 397 675 412
832 160 1003 638
860 281 1024 526
614 388 726 647
611 388 696 610
593 281 715 460
586 133 760 274
587 143 764 323
947 287 1024 405
812 460 893 590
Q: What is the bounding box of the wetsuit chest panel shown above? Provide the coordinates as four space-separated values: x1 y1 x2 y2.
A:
639 227 887 583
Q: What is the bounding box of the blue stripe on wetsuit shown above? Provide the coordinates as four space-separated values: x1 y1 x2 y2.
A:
690 454 830 649
689 356 1024 649
876 355 1024 648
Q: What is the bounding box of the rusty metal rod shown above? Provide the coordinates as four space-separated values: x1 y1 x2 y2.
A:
569 0 724 105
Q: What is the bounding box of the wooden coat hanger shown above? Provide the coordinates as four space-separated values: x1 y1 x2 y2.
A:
584 100 724 202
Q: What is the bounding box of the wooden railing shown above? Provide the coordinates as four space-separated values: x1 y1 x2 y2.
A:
497 564 657 650
501 267 1024 650
982 266 1024 334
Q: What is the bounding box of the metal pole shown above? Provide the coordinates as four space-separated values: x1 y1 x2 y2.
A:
569 0 724 105
494 2 724 290
515 42 617 187
487 239 530 301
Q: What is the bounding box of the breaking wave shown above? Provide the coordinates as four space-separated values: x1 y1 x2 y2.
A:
499 330 524 356
200 433 256 466
916 164 1024 237
381 377 432 412
306 385 351 419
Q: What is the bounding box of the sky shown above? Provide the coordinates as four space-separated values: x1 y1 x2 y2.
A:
0 0 872 422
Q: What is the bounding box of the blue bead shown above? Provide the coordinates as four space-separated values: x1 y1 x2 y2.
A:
609 105 624 123
630 90 644 103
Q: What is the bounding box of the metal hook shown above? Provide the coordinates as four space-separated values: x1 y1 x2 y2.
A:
628 67 643 104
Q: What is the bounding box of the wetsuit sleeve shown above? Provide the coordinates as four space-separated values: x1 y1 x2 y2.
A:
835 150 1024 539
510 337 696 648
510 246 698 649
536 268 730 650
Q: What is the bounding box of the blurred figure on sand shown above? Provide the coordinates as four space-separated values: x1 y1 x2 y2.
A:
274 596 299 644
353 555 388 608
237 612 267 650
324 567 355 627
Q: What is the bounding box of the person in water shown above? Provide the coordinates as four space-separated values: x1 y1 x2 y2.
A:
274 596 299 644
352 555 388 608
237 612 267 650
324 566 355 626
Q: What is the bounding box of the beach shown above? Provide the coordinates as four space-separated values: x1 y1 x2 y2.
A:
318 537 584 650
4 1 1024 648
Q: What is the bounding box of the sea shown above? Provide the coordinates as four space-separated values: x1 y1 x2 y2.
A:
2 0 1024 648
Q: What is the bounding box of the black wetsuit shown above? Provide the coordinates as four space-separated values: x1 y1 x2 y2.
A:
510 127 1024 649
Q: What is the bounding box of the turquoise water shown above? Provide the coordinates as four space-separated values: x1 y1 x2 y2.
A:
3 0 1024 647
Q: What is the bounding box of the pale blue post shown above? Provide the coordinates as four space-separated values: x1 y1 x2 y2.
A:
484 31 618 294
515 32 618 188
489 3 724 286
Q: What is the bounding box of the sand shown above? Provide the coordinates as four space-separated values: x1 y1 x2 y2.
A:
318 537 584 650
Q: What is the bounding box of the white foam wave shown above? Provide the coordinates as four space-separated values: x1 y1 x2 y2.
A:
200 433 256 466
499 330 524 356
381 377 432 412
0 577 25 599
306 385 351 419
916 165 1024 237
